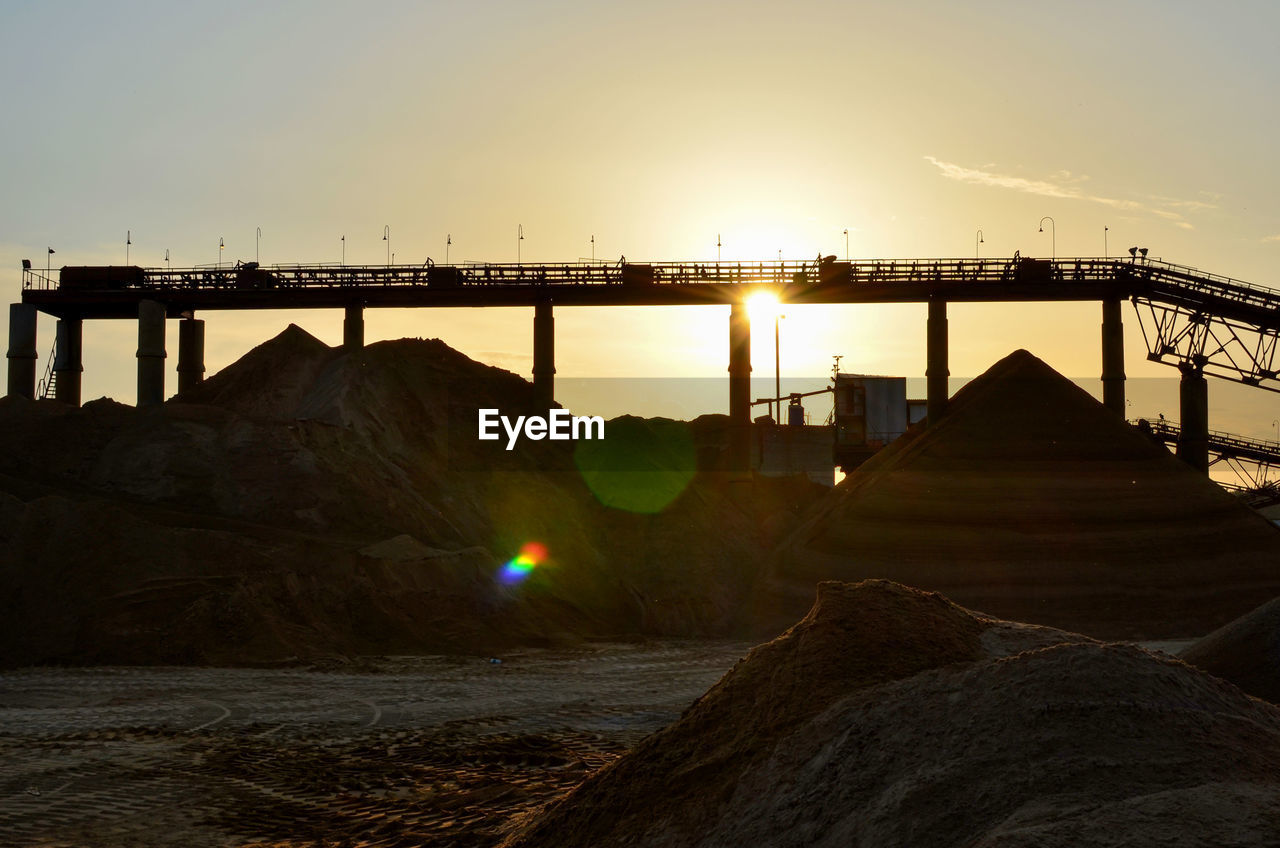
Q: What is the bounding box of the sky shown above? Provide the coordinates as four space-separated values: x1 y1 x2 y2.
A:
3 0 1280 450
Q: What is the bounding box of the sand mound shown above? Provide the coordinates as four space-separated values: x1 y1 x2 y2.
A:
174 323 335 420
1182 594 1280 703
0 327 826 666
763 349 1280 639
504 581 1280 848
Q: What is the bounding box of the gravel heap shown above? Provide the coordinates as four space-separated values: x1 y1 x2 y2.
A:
763 349 1280 639
503 580 1280 848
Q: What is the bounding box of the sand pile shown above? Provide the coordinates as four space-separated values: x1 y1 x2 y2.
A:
762 349 1280 639
1182 594 1280 703
503 580 1280 848
0 326 823 666
175 323 335 420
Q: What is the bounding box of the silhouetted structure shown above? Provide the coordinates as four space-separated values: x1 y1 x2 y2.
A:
11 253 1280 472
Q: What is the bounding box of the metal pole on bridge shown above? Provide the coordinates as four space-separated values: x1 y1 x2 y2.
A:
1039 217 1055 260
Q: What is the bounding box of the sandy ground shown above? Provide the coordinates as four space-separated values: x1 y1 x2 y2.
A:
0 641 753 847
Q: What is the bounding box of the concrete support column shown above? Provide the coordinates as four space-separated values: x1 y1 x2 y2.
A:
176 317 206 395
343 304 364 351
6 303 38 399
54 316 84 407
926 297 949 425
136 300 167 407
1101 297 1126 416
1177 366 1209 473
533 301 555 410
728 301 752 472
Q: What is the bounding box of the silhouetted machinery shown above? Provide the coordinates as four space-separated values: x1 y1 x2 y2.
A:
58 266 144 290
832 373 926 470
622 263 656 286
1014 256 1053 282
234 261 277 289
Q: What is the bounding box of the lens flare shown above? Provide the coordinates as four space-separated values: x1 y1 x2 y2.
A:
499 541 548 585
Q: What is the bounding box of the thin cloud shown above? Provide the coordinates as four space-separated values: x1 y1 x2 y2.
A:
1262 234 1280 243
923 156 1216 230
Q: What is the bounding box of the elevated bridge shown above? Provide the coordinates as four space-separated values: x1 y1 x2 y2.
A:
10 254 1280 473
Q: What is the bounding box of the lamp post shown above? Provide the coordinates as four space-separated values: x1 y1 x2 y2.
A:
1104 225 1109 259
518 224 524 263
446 234 451 265
775 311 784 423
126 230 131 265
256 226 262 264
164 248 170 271
975 228 984 259
218 237 224 269
341 235 345 266
591 234 595 262
383 225 390 266
717 233 722 263
1038 216 1055 260
843 228 849 260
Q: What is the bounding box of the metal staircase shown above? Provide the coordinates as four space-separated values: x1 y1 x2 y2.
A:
36 339 56 400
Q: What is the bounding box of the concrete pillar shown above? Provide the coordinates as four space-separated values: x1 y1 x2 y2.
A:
1101 297 1126 416
533 301 555 409
926 298 949 425
6 303 37 399
54 316 84 408
343 303 364 351
176 318 206 395
1177 366 1209 473
136 299 167 407
728 301 752 472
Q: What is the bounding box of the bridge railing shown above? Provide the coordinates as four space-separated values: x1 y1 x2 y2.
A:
23 256 1138 294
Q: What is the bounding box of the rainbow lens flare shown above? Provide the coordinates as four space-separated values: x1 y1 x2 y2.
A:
499 542 549 585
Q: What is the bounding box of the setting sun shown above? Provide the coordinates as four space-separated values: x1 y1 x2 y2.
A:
746 291 781 322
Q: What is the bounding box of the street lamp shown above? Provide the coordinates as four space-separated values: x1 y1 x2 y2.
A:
518 224 524 263
218 237 224 269
975 228 984 259
717 233 722 263
1104 226 1109 259
256 226 262 264
591 234 595 262
843 228 849 260
126 230 131 265
775 311 785 424
446 234 451 265
383 225 390 266
1038 216 1055 260
164 248 170 271
341 235 345 266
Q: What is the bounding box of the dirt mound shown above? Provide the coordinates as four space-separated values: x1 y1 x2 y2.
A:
1182 594 1280 703
504 581 1280 848
761 349 1280 639
174 323 335 420
0 327 826 666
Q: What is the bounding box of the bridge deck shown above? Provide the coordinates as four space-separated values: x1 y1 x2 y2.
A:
17 256 1156 318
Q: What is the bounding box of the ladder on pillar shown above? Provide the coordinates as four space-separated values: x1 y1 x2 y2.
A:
36 339 56 400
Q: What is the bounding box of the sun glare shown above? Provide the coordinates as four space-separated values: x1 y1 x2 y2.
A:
746 291 780 321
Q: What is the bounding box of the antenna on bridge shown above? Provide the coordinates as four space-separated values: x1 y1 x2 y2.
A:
832 354 843 382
